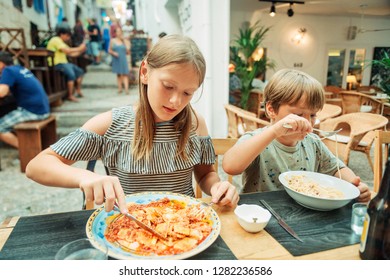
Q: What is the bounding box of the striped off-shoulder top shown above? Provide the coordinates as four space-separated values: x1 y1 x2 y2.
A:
50 106 216 197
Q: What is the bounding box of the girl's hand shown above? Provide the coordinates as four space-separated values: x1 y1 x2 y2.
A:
210 181 239 208
271 114 312 138
350 177 371 202
79 173 127 213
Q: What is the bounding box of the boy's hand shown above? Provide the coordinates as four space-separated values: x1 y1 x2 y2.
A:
273 114 312 138
351 177 371 202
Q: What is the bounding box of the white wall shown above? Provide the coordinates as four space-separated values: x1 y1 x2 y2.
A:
230 8 390 87
0 0 51 46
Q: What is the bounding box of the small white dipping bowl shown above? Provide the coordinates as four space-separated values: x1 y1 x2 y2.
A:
234 204 271 233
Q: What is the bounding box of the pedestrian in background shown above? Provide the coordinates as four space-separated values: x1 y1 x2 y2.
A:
108 27 130 94
87 18 102 65
72 19 85 47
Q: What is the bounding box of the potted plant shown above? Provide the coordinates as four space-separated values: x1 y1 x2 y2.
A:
369 51 390 95
230 21 275 110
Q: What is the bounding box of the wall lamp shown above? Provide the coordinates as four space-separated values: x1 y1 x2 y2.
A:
291 27 307 44
259 0 305 17
270 3 276 17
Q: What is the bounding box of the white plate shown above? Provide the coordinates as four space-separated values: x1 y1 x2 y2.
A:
86 192 221 259
279 171 360 211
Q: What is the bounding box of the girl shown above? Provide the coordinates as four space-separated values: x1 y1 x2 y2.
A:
26 35 239 213
223 69 370 202
108 27 130 94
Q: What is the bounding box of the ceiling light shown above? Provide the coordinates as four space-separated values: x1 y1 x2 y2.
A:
287 3 294 17
270 3 276 17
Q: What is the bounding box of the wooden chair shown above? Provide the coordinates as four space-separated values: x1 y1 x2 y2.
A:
14 115 57 172
236 110 270 133
224 104 256 138
194 138 238 198
357 85 383 93
323 85 343 107
339 91 383 115
247 89 265 118
373 130 390 192
320 112 388 171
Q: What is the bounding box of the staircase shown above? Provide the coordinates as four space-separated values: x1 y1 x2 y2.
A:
52 63 137 138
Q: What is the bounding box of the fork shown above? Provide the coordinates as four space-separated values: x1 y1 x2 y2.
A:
282 123 342 140
195 201 214 217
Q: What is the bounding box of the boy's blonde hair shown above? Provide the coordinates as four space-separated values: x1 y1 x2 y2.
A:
132 34 206 161
264 69 325 115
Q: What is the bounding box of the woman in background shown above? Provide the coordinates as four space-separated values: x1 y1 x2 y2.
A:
108 27 130 94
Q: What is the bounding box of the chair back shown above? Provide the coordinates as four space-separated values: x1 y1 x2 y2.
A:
357 85 383 93
320 112 388 171
224 104 256 138
194 138 237 198
317 104 342 122
247 89 265 118
339 91 383 114
236 110 270 133
373 130 390 192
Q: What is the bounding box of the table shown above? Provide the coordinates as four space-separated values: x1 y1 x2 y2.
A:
0 191 361 260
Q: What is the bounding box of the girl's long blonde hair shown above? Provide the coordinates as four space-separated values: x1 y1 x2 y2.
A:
132 34 206 161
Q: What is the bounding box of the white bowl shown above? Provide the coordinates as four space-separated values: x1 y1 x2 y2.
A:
279 171 360 211
234 204 271 233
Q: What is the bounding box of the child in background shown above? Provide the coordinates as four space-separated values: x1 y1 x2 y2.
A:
223 69 370 202
27 35 240 213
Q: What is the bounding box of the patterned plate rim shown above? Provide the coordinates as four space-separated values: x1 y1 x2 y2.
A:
86 191 221 260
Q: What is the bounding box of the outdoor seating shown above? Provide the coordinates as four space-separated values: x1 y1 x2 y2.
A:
320 112 388 171
14 115 57 172
373 130 390 192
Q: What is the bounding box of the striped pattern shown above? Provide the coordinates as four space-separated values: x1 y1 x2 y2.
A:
51 106 215 196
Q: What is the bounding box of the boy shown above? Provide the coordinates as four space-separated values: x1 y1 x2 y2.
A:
223 69 370 202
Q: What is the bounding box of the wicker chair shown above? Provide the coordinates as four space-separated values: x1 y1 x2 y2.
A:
373 130 390 192
317 103 342 122
224 104 256 138
357 85 383 93
323 85 343 107
339 91 383 115
236 110 270 133
320 112 388 171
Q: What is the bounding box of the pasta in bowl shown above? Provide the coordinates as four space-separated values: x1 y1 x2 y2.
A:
279 171 360 211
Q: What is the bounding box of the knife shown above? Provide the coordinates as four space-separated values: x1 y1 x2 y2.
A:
113 203 167 240
259 200 303 242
